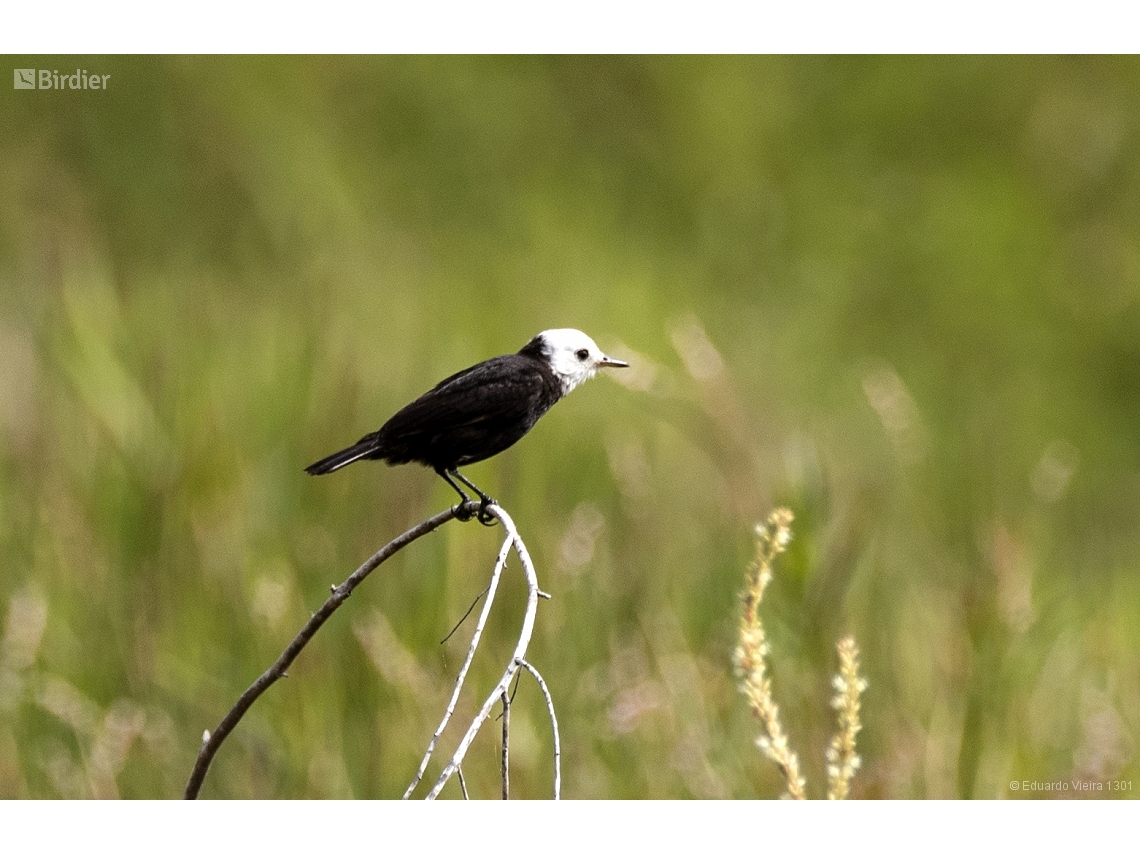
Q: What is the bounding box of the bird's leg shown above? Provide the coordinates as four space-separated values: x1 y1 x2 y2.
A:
452 469 498 527
439 469 475 521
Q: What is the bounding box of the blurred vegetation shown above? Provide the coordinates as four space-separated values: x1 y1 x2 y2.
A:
1 56 1138 799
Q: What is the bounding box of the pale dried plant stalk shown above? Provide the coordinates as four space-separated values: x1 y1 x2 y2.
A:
826 635 866 800
732 507 806 800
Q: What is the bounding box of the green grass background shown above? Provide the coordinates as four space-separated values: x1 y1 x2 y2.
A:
1 55 1137 798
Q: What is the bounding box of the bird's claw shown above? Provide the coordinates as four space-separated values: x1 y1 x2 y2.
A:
477 497 498 527
454 502 475 522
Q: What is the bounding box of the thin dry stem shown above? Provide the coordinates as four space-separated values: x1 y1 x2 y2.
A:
501 691 510 800
826 635 867 800
403 527 515 798
425 504 541 799
733 507 806 800
518 658 561 800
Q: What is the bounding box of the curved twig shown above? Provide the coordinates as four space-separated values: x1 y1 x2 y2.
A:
501 691 510 800
183 501 477 799
518 658 561 800
403 529 515 798
426 503 539 799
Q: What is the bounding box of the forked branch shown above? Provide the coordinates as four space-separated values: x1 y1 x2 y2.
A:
402 503 553 800
183 501 477 799
185 499 561 801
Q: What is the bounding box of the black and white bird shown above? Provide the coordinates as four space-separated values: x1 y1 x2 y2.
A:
305 329 629 521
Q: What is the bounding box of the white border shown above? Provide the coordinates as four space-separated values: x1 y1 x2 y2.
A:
1 1 1130 54
0 799 1136 851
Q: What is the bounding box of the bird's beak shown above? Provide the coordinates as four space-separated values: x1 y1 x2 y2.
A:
599 355 630 369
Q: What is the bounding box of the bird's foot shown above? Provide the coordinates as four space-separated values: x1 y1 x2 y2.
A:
453 501 476 522
476 497 498 527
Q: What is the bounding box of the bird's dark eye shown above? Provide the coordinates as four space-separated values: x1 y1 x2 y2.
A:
575 349 589 361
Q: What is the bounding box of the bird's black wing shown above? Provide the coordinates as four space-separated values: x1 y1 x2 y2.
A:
374 354 561 467
381 355 547 436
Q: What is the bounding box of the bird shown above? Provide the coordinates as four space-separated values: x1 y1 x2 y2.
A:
305 329 629 523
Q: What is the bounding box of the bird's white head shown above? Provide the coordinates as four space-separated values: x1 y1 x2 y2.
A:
530 328 629 395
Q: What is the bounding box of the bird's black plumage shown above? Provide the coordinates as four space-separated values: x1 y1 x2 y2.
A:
305 329 628 522
306 352 562 475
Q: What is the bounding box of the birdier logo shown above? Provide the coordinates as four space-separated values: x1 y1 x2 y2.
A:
13 68 110 90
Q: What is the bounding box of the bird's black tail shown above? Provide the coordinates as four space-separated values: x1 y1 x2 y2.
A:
304 439 378 475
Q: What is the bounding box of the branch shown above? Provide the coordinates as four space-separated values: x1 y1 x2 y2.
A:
518 658 561 800
500 691 510 800
402 524 516 798
183 501 477 800
456 766 470 800
425 503 539 799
